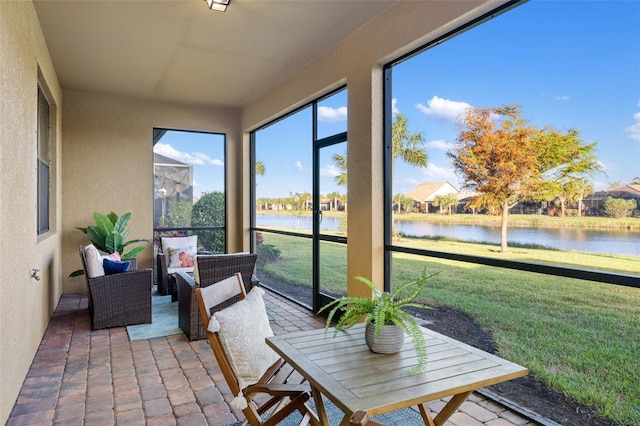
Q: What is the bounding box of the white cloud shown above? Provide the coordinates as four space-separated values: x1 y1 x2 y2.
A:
416 96 471 122
425 139 454 151
320 164 340 177
554 95 570 101
624 111 640 141
393 176 422 195
154 143 224 166
318 106 347 122
592 179 609 191
295 160 305 172
419 162 458 183
392 98 400 115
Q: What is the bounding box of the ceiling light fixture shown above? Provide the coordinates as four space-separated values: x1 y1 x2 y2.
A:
205 0 230 12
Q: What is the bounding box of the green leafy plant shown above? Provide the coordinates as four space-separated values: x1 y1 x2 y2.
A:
70 211 148 277
319 269 437 375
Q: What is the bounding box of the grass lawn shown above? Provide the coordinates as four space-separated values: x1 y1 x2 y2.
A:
257 231 640 425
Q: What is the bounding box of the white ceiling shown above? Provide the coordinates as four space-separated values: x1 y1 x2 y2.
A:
33 0 396 109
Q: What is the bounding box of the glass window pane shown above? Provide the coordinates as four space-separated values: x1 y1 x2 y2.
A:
317 88 347 139
319 141 347 219
153 129 225 254
386 3 640 424
388 1 640 273
255 108 313 234
37 87 50 235
37 88 50 164
319 240 347 299
256 232 313 308
390 251 640 424
37 162 49 234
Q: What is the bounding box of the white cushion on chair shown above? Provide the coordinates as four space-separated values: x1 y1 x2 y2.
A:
84 244 105 278
212 286 280 391
201 275 243 320
161 236 197 273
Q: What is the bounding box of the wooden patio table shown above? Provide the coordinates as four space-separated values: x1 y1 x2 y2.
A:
266 324 527 426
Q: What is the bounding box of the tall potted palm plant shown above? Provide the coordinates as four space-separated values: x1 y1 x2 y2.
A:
70 211 148 277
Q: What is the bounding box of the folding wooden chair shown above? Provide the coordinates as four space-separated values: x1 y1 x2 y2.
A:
195 273 319 426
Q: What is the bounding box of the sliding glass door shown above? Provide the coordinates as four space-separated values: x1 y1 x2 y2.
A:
252 88 348 311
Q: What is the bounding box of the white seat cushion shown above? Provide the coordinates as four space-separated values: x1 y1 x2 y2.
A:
161 236 197 274
84 244 105 278
167 266 194 274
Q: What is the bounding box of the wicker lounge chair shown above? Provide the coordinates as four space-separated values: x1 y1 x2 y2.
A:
156 235 198 299
175 252 257 341
156 252 171 296
79 245 152 330
195 273 319 426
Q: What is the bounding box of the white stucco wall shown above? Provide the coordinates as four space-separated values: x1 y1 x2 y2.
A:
0 1 63 422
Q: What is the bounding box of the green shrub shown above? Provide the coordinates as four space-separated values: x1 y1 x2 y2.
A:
603 196 637 218
257 244 281 264
191 192 225 252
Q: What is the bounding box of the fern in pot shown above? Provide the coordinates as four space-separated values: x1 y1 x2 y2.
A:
319 269 437 375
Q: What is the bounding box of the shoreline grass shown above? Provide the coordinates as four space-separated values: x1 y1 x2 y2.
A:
397 235 640 276
256 231 640 425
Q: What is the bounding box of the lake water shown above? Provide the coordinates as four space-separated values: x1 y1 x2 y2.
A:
256 214 640 257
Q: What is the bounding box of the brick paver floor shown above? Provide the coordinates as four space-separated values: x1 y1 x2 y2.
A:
6 290 538 425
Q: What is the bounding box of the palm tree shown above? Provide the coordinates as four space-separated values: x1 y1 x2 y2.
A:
256 160 266 176
331 113 427 186
331 113 425 239
327 191 341 211
433 193 458 214
570 178 594 217
391 113 427 178
332 153 347 187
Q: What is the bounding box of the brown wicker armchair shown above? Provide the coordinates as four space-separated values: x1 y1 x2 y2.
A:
156 235 198 300
175 252 258 341
79 245 152 330
156 252 171 296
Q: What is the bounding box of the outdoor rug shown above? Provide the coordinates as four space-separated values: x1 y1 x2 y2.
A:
127 295 183 340
224 398 423 426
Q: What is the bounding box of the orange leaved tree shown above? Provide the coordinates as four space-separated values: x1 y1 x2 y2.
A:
448 105 600 253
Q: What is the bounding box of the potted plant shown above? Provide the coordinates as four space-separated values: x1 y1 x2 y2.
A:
319 269 437 375
70 211 149 277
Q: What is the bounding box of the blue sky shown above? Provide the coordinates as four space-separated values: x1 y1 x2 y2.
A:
154 130 225 198
156 0 639 200
390 0 640 195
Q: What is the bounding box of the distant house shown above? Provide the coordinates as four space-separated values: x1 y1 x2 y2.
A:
455 192 479 214
583 184 640 216
407 182 459 213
